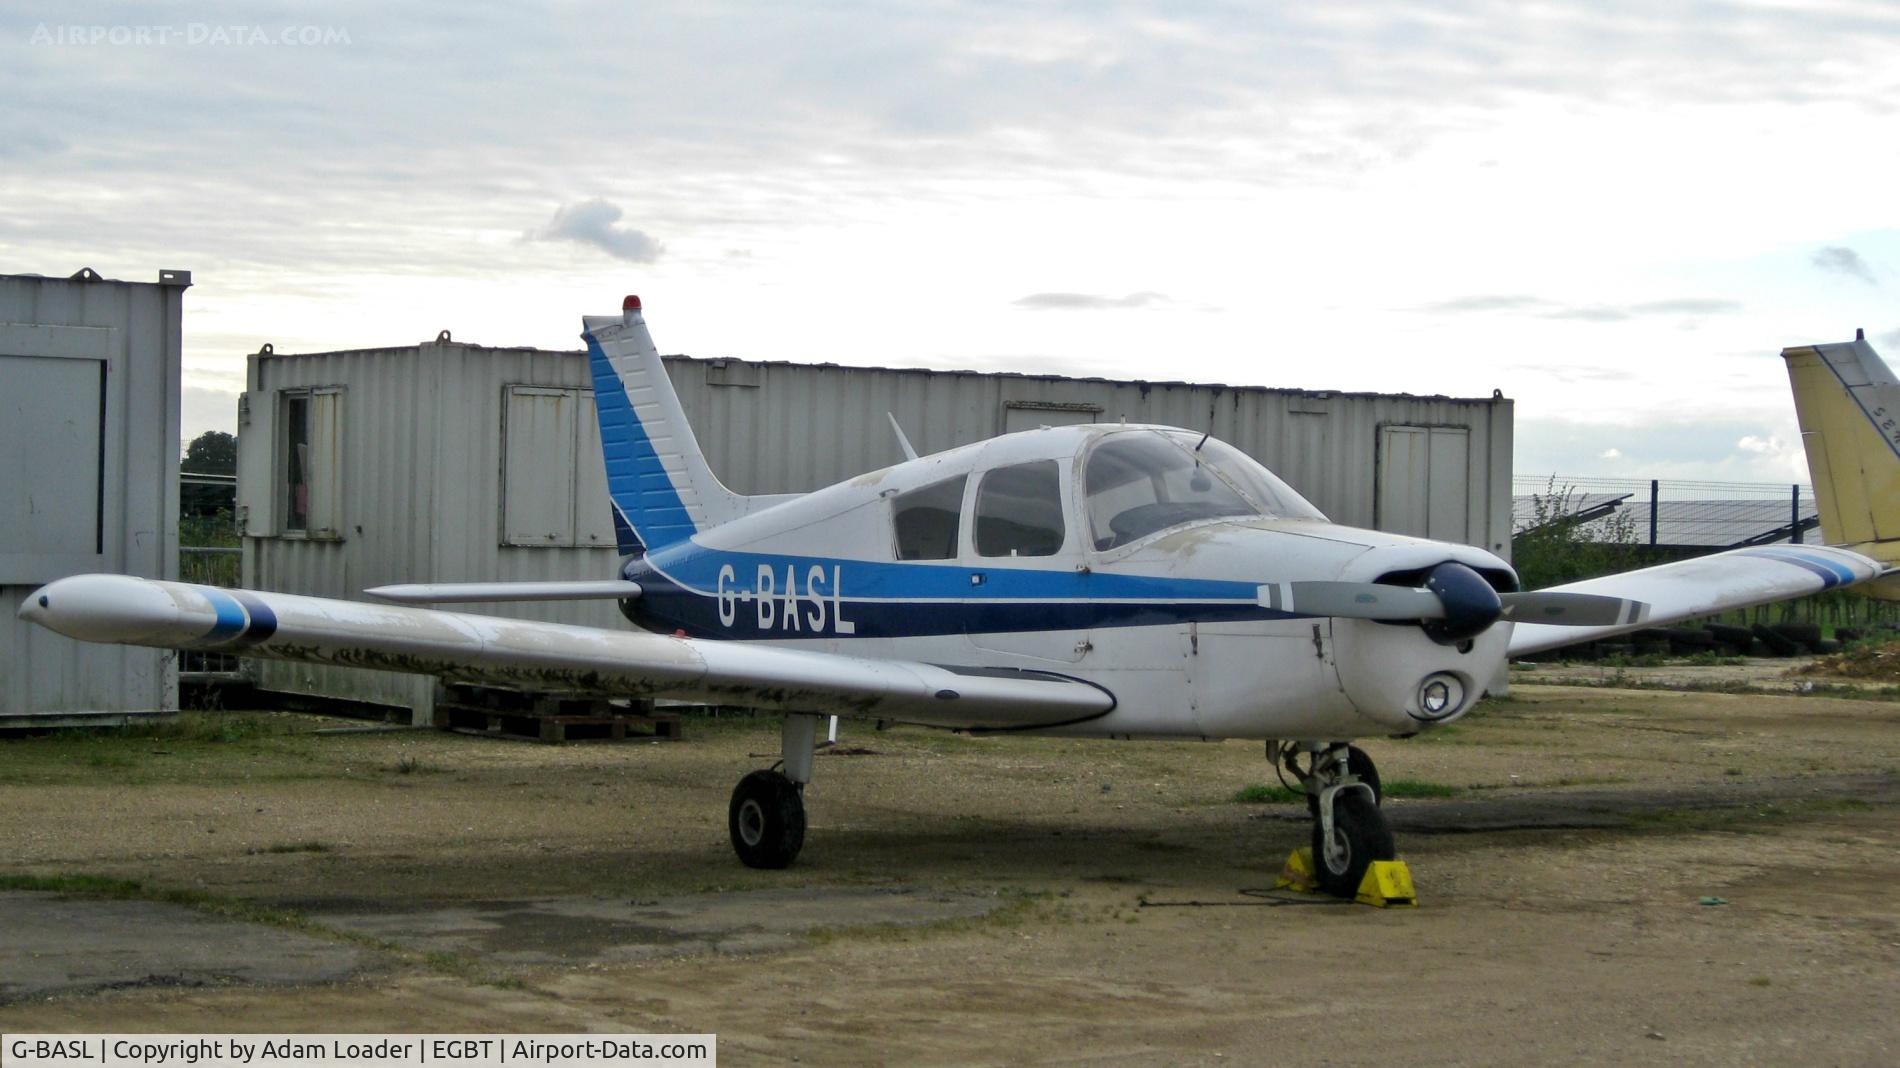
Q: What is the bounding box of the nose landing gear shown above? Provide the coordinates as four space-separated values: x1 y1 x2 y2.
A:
1273 741 1397 898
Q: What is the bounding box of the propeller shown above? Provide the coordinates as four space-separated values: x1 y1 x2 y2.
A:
1265 562 1648 645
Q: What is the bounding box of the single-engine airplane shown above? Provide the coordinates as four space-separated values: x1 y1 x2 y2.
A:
20 301 1900 896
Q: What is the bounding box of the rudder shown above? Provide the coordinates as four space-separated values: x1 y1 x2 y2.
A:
582 297 749 555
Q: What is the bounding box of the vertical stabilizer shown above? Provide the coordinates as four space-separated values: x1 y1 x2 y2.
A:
582 298 749 555
1782 338 1900 593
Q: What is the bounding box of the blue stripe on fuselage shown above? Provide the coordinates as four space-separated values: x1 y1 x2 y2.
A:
585 332 697 552
624 539 1298 639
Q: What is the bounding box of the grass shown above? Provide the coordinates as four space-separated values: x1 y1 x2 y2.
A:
1231 779 1462 803
1382 779 1461 799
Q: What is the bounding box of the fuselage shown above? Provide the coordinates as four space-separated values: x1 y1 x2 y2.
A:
620 422 1517 740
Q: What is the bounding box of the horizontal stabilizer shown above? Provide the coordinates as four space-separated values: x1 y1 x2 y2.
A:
366 580 643 604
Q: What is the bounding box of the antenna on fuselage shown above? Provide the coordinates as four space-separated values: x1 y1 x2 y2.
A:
887 412 919 462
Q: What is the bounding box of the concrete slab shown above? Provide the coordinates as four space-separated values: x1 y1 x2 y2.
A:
0 892 363 1003
312 887 1004 965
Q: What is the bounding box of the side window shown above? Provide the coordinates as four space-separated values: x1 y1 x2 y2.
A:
974 460 1066 557
892 475 967 560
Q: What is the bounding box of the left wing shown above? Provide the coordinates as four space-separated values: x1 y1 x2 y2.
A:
1506 544 1881 656
19 575 1112 731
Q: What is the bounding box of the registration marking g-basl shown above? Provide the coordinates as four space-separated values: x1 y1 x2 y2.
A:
717 563 857 634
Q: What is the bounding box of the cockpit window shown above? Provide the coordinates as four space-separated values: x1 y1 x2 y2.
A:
892 475 966 560
975 460 1066 557
1084 431 1323 550
1160 432 1325 523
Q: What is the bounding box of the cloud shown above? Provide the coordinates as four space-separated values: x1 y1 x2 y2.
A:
1811 246 1876 285
1013 291 1169 310
1423 295 1739 321
527 200 663 263
1418 295 1544 313
1737 434 1782 454
1880 328 1900 349
1598 447 1623 460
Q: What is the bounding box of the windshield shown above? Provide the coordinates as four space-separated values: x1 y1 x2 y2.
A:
1083 431 1324 550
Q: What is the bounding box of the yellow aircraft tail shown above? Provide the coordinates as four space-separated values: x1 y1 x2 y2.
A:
1783 335 1900 599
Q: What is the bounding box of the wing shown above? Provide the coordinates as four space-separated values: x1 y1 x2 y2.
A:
19 575 1112 731
1506 544 1882 657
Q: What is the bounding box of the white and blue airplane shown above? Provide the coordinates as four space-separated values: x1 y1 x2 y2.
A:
20 299 1899 897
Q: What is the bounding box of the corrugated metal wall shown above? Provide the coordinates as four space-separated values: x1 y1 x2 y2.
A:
241 340 1512 719
1 270 187 725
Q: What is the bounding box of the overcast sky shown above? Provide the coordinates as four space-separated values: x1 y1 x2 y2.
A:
5 1 1897 486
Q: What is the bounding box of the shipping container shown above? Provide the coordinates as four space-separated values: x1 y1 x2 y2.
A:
239 335 1512 720
1 268 189 726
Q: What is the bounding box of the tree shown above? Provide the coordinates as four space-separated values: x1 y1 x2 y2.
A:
183 430 237 475
1512 479 1643 590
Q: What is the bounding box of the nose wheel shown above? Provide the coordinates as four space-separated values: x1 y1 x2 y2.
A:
1275 741 1397 898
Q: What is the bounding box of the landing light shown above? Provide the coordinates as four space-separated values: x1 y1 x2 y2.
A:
1414 673 1465 721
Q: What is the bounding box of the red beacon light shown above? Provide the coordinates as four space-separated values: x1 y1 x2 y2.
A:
623 294 642 311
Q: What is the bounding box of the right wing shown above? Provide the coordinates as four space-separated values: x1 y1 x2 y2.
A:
1506 544 1881 656
20 575 1112 731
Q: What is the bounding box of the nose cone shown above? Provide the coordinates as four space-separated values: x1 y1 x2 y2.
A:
17 574 186 643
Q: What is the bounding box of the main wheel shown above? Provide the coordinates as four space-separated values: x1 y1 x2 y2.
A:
729 769 806 869
1312 789 1395 898
1305 745 1383 815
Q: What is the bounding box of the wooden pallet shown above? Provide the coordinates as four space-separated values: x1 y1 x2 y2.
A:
432 685 682 744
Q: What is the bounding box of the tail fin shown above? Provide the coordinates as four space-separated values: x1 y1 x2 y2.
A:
1782 336 1900 596
582 297 751 555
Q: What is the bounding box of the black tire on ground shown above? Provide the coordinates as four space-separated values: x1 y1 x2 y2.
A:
1835 627 1864 644
1667 628 1715 654
1706 623 1753 646
728 769 806 869
1815 638 1843 655
1752 623 1802 657
1307 746 1383 815
1312 790 1396 898
1771 621 1823 646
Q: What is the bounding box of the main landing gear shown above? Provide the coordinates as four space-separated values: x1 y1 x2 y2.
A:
1273 741 1397 898
729 714 820 868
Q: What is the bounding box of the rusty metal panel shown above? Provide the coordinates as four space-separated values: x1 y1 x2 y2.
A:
1 270 186 723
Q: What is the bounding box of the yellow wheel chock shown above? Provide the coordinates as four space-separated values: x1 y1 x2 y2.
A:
1275 847 1418 908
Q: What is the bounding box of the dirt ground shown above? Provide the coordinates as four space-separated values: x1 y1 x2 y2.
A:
2 670 1897 1066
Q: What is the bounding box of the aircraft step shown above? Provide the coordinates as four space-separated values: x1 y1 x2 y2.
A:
432 684 683 744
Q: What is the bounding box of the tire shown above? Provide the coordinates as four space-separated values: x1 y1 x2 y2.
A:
729 769 806 869
1752 623 1801 657
1306 746 1383 815
1312 790 1395 899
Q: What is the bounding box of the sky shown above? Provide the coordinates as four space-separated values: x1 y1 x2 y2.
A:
4 0 1898 487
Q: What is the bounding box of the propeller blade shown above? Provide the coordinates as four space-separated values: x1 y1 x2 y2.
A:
1263 581 1446 620
1500 591 1649 626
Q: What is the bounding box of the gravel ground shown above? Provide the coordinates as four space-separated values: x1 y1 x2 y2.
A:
1 680 1896 1066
